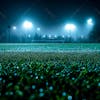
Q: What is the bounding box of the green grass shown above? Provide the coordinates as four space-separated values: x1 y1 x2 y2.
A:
0 52 100 100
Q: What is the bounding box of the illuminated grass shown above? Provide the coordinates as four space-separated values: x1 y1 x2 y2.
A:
0 52 100 100
0 43 100 52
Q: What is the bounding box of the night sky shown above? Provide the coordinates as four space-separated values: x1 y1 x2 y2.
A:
0 0 100 42
0 0 100 26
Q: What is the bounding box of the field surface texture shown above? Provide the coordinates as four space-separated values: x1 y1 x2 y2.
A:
0 43 100 100
0 43 100 52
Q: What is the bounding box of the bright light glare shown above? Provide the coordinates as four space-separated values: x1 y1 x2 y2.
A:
62 35 65 38
54 35 57 38
13 26 16 30
37 27 40 31
87 18 93 26
65 24 76 32
48 34 52 38
23 21 33 29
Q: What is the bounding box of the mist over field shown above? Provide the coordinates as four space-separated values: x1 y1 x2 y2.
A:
0 43 100 52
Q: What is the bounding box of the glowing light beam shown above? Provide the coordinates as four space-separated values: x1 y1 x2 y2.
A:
64 24 76 32
23 20 33 30
87 18 94 26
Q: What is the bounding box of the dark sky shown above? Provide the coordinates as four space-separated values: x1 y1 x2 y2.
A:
0 0 100 29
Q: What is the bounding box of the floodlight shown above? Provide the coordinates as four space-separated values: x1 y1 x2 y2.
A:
87 18 93 26
65 24 76 32
23 20 33 29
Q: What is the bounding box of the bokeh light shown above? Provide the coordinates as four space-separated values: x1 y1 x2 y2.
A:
12 26 17 30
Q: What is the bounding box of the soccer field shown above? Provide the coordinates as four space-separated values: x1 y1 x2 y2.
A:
0 43 100 52
0 52 100 100
0 43 100 99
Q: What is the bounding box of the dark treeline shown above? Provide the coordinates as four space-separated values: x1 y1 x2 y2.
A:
0 32 100 43
0 26 100 43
